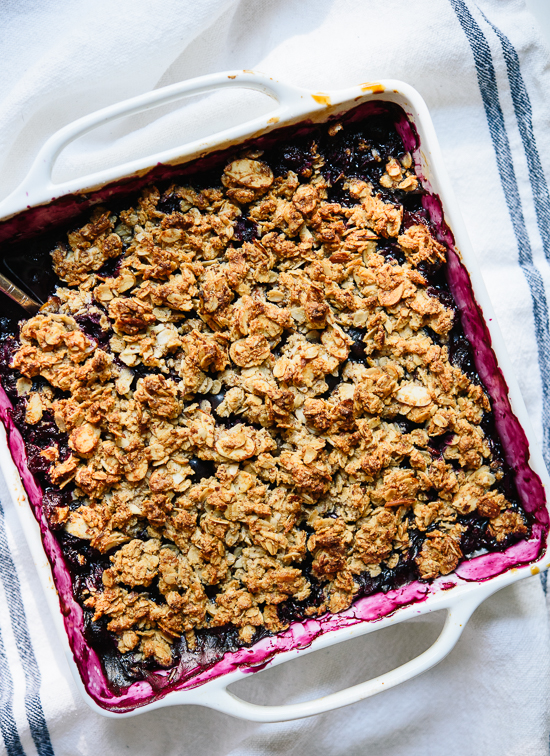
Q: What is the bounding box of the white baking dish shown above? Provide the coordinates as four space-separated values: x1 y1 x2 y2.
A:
0 70 547 722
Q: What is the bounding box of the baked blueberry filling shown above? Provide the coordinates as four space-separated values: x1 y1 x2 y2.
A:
0 107 533 693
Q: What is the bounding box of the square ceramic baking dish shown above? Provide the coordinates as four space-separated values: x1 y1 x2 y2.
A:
0 70 548 721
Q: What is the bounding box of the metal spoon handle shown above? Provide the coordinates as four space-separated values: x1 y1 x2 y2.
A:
0 273 41 315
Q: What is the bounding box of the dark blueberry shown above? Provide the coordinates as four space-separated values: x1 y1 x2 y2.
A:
211 413 242 429
321 373 340 396
271 140 315 178
57 442 72 462
423 326 442 346
135 526 151 541
8 401 26 429
178 168 222 192
83 612 112 650
58 532 99 571
326 181 355 207
204 583 221 600
126 361 145 377
0 371 19 403
426 286 455 312
43 489 70 509
417 259 443 280
189 625 241 666
189 458 216 482
353 571 382 598
96 255 123 278
271 330 291 361
378 565 397 594
0 331 19 355
157 194 182 215
116 652 152 683
459 516 490 555
448 328 478 382
0 318 15 337
358 159 385 186
24 410 64 448
277 579 325 625
25 443 52 477
202 391 226 411
402 208 430 229
406 528 426 562
376 239 406 265
322 136 355 185
85 560 110 593
400 193 426 213
233 216 258 242
428 431 456 458
394 416 423 434
101 649 147 690
479 410 507 468
143 581 165 606
43 489 71 531
0 337 21 401
347 328 367 362
425 488 439 503
75 312 112 349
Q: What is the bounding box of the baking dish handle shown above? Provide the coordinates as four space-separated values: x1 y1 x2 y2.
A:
199 593 481 722
0 70 310 219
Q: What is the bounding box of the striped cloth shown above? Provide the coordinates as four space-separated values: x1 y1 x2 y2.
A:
0 0 549 753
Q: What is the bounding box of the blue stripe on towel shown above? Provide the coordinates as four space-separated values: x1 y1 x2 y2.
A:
448 0 550 469
0 502 54 756
477 12 550 598
0 622 26 756
479 9 550 268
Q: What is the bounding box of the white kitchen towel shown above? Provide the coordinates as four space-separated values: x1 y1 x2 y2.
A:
0 0 549 754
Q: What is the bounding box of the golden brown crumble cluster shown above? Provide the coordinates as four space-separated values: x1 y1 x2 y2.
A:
11 138 527 668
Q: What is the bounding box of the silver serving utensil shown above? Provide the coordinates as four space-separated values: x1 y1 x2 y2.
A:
0 273 41 315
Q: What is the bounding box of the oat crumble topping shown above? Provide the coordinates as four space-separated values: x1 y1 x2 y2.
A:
1 113 529 677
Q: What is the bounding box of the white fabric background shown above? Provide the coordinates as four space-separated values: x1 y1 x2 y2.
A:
0 0 549 754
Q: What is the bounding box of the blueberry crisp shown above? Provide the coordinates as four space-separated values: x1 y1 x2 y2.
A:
0 111 530 683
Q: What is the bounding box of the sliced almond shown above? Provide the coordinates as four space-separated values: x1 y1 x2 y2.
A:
386 158 402 178
115 368 134 395
125 452 149 482
25 393 43 425
65 512 95 540
69 423 101 455
401 152 413 169
16 377 32 396
115 271 136 293
40 446 59 463
224 159 273 189
92 531 131 553
94 283 113 302
395 383 431 407
378 282 404 307
215 426 256 461
398 175 418 192
50 455 79 486
229 335 271 368
49 506 69 527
